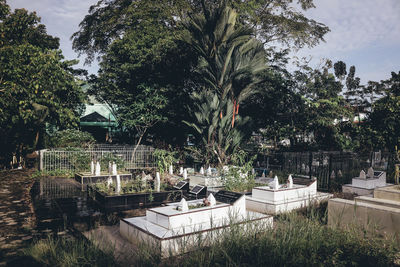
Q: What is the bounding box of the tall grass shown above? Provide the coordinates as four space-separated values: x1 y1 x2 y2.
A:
24 236 116 267
24 207 400 266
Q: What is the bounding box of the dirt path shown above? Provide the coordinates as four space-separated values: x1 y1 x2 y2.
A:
0 169 38 266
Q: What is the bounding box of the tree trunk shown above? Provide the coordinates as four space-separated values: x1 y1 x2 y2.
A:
130 128 147 166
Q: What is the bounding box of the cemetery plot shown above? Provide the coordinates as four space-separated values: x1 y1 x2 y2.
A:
120 191 273 257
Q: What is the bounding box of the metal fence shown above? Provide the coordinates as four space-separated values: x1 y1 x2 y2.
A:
39 145 156 172
262 151 394 191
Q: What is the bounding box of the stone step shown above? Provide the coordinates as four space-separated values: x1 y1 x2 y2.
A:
355 195 400 209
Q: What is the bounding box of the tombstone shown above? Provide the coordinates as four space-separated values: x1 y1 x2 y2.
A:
179 167 184 175
141 172 152 188
330 170 335 180
108 161 112 174
337 170 343 178
359 170 366 180
207 193 216 207
305 165 310 174
155 172 161 192
367 167 374 178
116 175 121 194
206 166 212 176
178 198 188 212
107 176 113 188
112 162 117 175
287 174 293 189
90 161 95 175
269 170 273 178
169 165 173 175
200 166 205 175
257 161 260 167
270 176 279 190
183 169 188 179
252 168 255 175
301 163 306 171
261 170 266 178
95 161 101 176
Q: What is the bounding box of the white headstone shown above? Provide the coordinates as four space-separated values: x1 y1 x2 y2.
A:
200 167 205 175
337 170 343 177
301 163 306 170
330 170 335 179
252 168 255 175
95 161 101 176
207 166 212 176
207 193 216 206
155 172 161 192
112 162 117 175
179 167 184 175
367 167 374 178
116 174 121 194
179 198 188 212
359 170 366 179
271 176 279 190
169 165 173 175
107 176 113 188
183 169 188 179
90 161 95 175
287 174 293 188
261 170 266 178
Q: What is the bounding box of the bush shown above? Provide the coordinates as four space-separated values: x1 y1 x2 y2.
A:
50 129 95 148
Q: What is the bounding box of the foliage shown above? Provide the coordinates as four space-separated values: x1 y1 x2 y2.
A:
99 152 125 171
223 150 256 192
72 0 329 148
71 0 328 63
24 236 116 267
92 179 151 196
49 129 95 148
31 169 74 178
184 91 252 165
367 71 400 150
153 149 179 175
0 2 85 163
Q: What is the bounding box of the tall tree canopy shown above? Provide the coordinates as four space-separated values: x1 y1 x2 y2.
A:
72 0 329 63
0 0 85 163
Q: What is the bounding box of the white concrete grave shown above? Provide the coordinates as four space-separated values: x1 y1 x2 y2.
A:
120 191 273 257
95 162 101 176
342 168 388 196
91 161 95 175
246 176 332 215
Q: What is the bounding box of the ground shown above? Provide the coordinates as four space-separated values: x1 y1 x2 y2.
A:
0 169 38 266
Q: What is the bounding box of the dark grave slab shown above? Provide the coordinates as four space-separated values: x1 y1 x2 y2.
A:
215 190 243 204
173 180 189 191
188 184 207 199
75 173 132 188
87 185 183 212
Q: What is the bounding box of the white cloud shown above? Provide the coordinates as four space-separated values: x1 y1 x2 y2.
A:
301 0 400 56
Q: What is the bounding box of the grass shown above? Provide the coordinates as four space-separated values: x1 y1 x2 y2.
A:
24 203 400 266
31 169 74 178
23 236 116 267
92 179 170 196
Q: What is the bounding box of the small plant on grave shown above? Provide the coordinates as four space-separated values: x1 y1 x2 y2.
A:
153 148 179 175
99 152 125 171
31 169 74 178
223 150 256 192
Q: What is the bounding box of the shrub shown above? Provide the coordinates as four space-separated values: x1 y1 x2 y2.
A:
50 129 95 148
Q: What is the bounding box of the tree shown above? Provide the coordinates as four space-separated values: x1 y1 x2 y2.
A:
368 71 400 150
72 0 329 63
183 3 268 127
184 91 251 165
0 1 85 164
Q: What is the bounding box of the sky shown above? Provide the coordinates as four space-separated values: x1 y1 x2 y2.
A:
8 0 400 84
